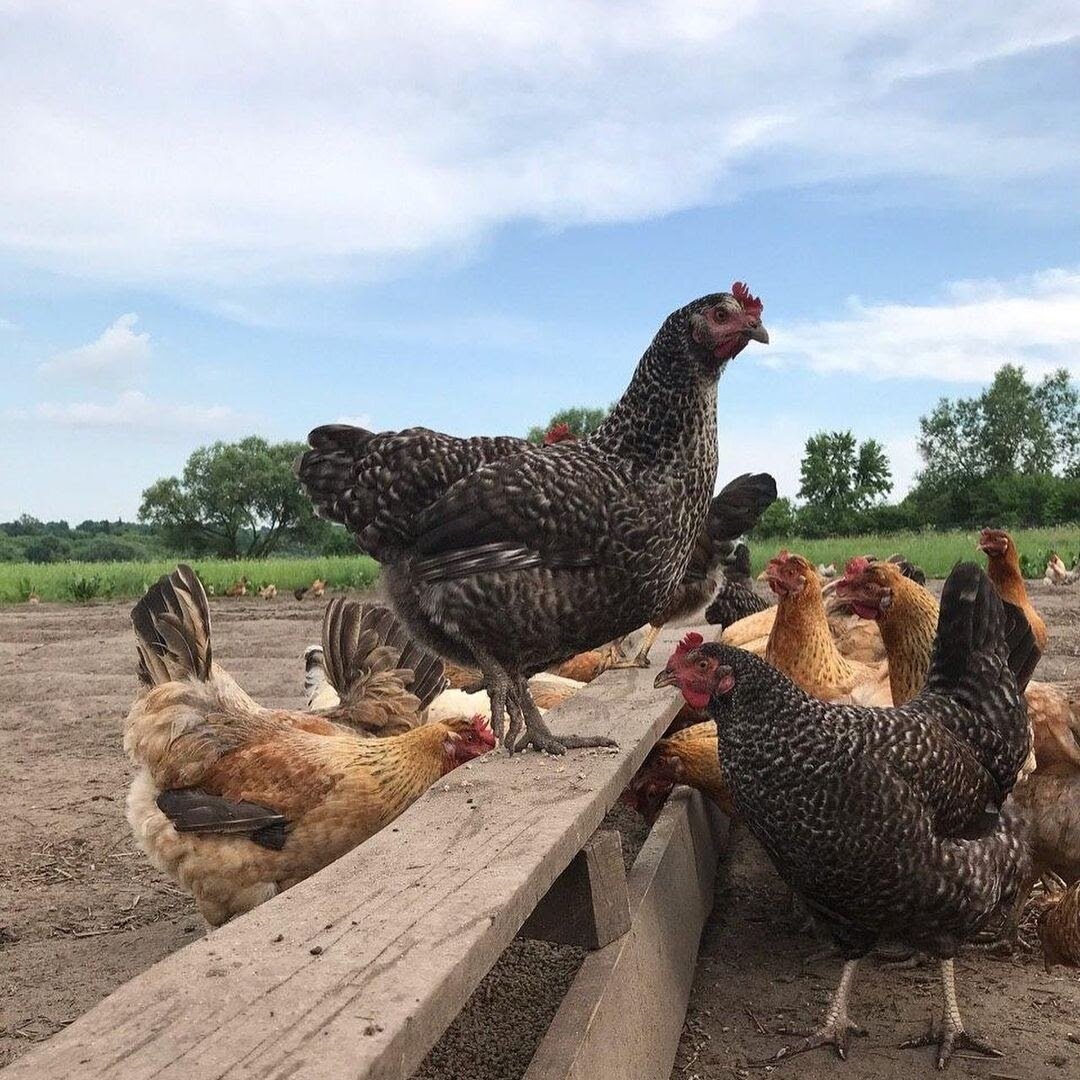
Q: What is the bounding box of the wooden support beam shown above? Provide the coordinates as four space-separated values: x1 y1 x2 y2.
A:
524 789 729 1080
519 829 630 949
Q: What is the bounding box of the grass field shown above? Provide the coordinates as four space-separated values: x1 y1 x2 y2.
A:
1 527 1076 603
750 526 1078 580
0 555 379 604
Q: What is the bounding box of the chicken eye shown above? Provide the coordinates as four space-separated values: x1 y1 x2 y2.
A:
697 659 710 671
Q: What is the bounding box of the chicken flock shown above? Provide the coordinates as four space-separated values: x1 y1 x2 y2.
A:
114 282 1080 1071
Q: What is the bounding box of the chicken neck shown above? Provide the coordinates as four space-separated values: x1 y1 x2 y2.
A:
766 584 856 700
877 581 939 705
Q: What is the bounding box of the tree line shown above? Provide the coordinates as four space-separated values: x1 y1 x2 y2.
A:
2 364 1076 563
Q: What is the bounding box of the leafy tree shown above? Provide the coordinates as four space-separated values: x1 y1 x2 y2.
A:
526 406 610 444
917 365 1080 488
797 431 892 534
24 535 72 563
753 497 797 539
139 437 320 558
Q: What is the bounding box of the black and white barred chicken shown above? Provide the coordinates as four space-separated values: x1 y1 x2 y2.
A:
609 471 776 668
297 285 768 753
656 563 1039 1068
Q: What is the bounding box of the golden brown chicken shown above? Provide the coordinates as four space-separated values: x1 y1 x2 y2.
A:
1012 764 1080 885
979 528 1048 651
257 583 277 600
302 597 448 735
1036 879 1080 971
622 719 733 823
224 575 248 598
125 566 494 926
760 551 891 706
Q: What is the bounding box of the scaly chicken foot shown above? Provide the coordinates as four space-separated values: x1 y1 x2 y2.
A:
511 677 618 756
899 959 1003 1070
761 959 866 1064
607 624 662 670
462 639 511 744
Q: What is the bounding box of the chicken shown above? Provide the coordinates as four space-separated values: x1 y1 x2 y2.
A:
257 583 277 600
294 578 327 601
609 471 777 668
297 284 769 754
655 563 1039 1068
979 528 1048 650
838 556 1080 769
1036 879 1080 971
302 597 448 734
761 551 891 706
125 566 494 926
224 576 248 598
1012 764 1080 884
703 577 770 630
622 718 733 823
1045 552 1080 586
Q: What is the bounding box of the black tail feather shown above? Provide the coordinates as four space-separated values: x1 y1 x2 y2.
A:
131 564 212 686
705 473 777 544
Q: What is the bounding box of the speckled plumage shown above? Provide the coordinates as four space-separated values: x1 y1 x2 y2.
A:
297 290 768 750
705 576 769 629
691 564 1038 959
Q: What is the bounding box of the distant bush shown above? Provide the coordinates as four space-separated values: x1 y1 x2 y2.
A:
24 535 72 564
67 574 109 601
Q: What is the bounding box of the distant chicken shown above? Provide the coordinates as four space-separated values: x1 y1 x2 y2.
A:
257 584 277 600
656 564 1039 1068
297 285 769 753
979 528 1048 650
126 566 493 926
623 718 733 823
609 471 777 668
302 597 448 735
761 551 891 706
1036 879 1080 971
1045 552 1079 586
224 576 248 598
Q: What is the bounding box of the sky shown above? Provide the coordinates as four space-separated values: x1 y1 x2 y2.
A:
2 2 1079 522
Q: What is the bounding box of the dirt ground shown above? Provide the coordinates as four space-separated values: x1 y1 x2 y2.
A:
674 580 1080 1080
1 582 1078 1074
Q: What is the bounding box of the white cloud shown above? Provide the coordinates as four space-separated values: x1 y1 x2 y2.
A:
0 2 1076 285
333 413 374 429
28 390 251 432
39 313 151 385
769 268 1080 383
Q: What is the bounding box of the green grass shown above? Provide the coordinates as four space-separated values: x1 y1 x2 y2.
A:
0 555 379 604
754 526 1079 580
2 525 1077 603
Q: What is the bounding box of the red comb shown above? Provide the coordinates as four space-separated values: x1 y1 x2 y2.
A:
543 422 576 445
675 631 704 655
844 556 873 578
732 281 763 316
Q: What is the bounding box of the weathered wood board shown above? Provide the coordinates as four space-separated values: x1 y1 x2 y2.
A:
0 625 699 1080
524 789 729 1080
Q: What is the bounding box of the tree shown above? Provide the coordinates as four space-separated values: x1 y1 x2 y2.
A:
797 431 892 535
526 406 609 444
139 437 321 558
917 364 1080 488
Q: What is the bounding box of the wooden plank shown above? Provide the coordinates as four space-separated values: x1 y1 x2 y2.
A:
519 829 631 949
524 789 729 1080
0 625 700 1080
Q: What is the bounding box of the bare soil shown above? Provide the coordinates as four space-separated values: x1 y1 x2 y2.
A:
1 582 1078 1075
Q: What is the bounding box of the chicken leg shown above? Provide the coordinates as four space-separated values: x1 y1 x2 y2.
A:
763 959 866 1063
900 958 1002 1069
512 676 617 756
607 624 663 670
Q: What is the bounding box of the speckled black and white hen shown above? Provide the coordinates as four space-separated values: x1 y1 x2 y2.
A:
656 563 1039 1068
297 285 768 753
610 470 776 668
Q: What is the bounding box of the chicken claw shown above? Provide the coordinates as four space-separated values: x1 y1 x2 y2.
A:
900 959 1003 1070
510 679 618 756
759 959 866 1064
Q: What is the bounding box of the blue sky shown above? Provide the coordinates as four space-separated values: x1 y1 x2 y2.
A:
2 3 1079 522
